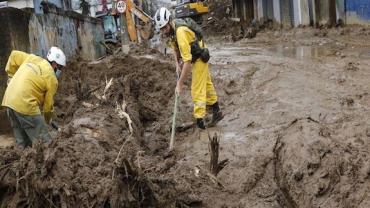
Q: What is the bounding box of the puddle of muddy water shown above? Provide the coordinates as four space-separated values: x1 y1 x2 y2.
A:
210 44 332 65
209 46 262 65
271 45 329 59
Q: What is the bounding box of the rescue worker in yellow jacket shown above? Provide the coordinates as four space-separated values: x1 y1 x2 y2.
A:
2 47 66 147
154 7 224 129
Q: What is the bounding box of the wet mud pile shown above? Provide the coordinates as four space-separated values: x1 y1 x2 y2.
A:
0 55 182 207
202 0 241 37
2 28 370 208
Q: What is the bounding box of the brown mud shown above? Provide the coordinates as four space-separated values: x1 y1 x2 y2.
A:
1 26 370 207
0 53 184 207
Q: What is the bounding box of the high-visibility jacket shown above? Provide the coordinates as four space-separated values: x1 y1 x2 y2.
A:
169 26 218 118
2 50 58 116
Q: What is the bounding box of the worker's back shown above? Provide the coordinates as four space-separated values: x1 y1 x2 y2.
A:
2 52 58 116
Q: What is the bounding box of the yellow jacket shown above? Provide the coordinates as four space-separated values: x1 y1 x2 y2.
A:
168 25 205 62
2 51 58 115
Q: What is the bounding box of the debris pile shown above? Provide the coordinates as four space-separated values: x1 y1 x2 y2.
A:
0 54 181 207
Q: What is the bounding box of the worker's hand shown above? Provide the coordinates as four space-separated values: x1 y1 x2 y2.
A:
7 77 12 85
179 61 184 68
44 112 53 124
176 81 183 96
175 65 182 77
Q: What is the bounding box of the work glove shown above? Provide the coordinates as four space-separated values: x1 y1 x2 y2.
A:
44 112 53 125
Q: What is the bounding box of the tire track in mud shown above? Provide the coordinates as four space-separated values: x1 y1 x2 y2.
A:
214 61 294 206
223 60 307 207
273 134 298 208
272 117 320 208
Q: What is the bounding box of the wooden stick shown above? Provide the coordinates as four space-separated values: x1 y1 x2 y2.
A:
209 132 219 176
169 68 181 151
169 93 179 151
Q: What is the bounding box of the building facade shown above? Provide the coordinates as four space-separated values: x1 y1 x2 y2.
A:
232 0 370 28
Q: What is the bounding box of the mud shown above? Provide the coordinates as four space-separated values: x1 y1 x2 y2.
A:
200 26 370 207
0 53 183 207
2 26 370 207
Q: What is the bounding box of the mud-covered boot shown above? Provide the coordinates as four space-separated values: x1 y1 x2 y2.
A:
196 118 206 130
209 102 224 127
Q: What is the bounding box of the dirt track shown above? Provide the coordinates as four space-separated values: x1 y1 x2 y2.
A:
1 26 370 207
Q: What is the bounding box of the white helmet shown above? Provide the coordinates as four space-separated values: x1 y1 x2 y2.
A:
47 46 66 66
154 7 171 29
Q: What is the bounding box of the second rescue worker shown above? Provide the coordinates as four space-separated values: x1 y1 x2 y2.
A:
154 7 224 129
2 47 66 147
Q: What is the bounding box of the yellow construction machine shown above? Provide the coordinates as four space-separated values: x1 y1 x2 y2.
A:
117 0 154 42
175 0 209 23
100 0 154 43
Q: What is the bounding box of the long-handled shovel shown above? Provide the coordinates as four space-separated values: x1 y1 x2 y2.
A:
169 67 181 151
169 92 179 151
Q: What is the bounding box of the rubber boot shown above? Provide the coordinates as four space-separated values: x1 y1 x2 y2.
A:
196 118 206 130
209 102 224 127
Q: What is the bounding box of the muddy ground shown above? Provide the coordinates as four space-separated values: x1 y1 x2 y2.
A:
1 26 370 207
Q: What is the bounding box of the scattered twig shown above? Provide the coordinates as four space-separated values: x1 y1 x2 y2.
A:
136 151 145 171
102 77 114 101
112 134 133 179
115 101 133 134
100 41 113 55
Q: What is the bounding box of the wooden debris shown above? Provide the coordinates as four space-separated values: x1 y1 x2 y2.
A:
209 132 220 175
102 77 114 101
208 132 229 176
115 101 133 134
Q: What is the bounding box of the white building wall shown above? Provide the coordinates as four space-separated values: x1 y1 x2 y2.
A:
292 0 310 26
7 0 34 9
293 0 300 26
300 0 310 25
273 0 281 23
257 0 264 21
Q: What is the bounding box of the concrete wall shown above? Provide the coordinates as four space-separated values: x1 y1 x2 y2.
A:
308 0 316 26
317 0 337 26
336 0 345 21
232 0 254 25
74 13 106 60
7 0 34 9
0 7 105 106
280 0 294 28
257 0 263 21
266 0 273 20
7 0 64 13
293 0 310 26
273 0 281 23
301 0 310 25
28 11 105 60
318 0 330 25
293 0 299 26
255 0 274 22
28 14 78 58
233 0 370 27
